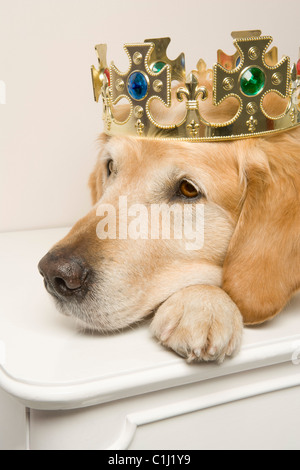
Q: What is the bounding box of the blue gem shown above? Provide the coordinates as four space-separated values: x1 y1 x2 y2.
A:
127 72 149 101
236 56 241 67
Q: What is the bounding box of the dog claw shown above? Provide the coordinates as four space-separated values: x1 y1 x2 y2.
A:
208 346 217 356
194 348 202 358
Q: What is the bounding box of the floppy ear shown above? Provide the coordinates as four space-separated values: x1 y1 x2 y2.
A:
222 135 300 325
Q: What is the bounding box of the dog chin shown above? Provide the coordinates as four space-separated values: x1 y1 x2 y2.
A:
51 294 141 333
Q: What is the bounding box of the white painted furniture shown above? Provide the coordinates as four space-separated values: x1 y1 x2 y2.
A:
0 228 299 450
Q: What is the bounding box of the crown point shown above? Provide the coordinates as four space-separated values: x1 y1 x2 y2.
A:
197 59 207 73
231 30 262 39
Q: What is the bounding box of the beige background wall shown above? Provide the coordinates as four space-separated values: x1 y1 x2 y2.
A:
0 0 299 232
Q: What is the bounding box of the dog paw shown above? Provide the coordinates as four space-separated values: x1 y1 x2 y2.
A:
151 285 243 363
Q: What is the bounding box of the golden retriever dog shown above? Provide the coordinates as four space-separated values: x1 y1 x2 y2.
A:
38 76 300 363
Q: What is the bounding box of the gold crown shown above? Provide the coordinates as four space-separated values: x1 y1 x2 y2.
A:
91 30 300 141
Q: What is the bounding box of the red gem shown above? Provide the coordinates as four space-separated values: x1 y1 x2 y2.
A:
104 68 110 86
297 59 300 77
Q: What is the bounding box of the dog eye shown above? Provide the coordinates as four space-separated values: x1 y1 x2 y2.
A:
179 179 200 199
107 159 114 177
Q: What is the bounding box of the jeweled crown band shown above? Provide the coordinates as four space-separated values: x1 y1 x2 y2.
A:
91 30 300 141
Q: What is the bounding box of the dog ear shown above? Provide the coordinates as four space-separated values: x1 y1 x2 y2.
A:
222 136 300 325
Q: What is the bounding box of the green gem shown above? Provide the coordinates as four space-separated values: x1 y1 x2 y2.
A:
240 67 266 96
151 61 166 73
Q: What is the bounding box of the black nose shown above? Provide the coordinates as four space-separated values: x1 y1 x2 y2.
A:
38 251 89 298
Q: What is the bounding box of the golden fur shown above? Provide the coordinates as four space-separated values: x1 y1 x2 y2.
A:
41 85 300 363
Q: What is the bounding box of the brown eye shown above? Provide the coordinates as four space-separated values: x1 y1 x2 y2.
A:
179 180 200 199
107 159 114 177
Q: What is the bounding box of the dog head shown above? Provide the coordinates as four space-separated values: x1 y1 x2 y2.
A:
38 87 300 331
